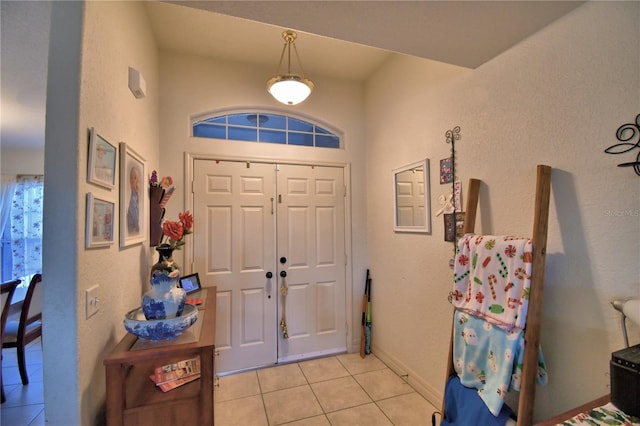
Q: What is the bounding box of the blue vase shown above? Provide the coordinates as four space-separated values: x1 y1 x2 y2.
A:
142 245 186 320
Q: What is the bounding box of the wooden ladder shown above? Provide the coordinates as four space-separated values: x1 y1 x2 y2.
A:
442 165 552 426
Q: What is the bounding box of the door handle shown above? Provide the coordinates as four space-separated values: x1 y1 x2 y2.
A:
266 272 273 298
280 270 287 278
280 257 287 264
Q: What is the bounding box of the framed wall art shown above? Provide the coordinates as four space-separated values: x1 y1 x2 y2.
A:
87 127 117 189
119 142 146 247
85 193 115 248
440 157 452 184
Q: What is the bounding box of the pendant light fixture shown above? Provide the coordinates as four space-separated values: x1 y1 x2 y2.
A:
267 30 314 106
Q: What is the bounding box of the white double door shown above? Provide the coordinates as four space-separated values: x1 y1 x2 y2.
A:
193 160 347 374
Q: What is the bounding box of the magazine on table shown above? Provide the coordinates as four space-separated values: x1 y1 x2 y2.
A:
150 357 201 390
150 372 201 392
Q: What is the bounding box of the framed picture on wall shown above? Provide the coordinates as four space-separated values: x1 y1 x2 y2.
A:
444 213 455 242
85 193 115 248
455 212 466 240
440 157 452 184
87 128 117 189
119 142 146 247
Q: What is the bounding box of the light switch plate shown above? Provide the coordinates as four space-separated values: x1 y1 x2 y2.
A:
86 284 100 319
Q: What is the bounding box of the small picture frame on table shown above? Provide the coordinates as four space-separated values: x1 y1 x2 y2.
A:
119 142 146 247
179 273 202 294
87 128 117 189
86 193 115 248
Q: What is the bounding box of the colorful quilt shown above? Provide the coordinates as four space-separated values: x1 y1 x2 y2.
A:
453 310 548 416
559 403 640 425
452 233 534 330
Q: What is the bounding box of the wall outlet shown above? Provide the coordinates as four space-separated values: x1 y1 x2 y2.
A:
86 284 100 319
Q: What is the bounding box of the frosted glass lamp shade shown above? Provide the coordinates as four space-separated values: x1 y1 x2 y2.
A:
267 75 314 106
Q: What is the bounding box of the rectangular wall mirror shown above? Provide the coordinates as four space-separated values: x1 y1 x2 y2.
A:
393 159 430 233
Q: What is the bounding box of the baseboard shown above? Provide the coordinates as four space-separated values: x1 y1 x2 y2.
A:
372 344 444 410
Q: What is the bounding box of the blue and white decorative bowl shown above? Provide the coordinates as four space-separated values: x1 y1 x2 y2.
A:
124 304 198 341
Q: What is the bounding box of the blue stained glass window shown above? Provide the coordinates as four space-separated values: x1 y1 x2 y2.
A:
289 133 314 146
228 114 253 126
206 116 226 125
261 114 286 130
193 124 226 139
316 134 340 148
192 112 340 149
229 126 257 141
288 117 314 132
260 129 286 144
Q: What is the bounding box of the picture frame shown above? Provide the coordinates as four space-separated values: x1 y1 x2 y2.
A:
179 273 202 294
440 157 452 184
119 142 146 247
444 213 455 242
87 128 117 189
85 193 115 248
455 211 466 240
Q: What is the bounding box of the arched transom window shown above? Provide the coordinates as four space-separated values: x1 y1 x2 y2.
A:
192 112 341 149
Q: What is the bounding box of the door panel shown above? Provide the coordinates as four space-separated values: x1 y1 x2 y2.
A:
193 160 346 372
277 164 346 362
193 160 277 373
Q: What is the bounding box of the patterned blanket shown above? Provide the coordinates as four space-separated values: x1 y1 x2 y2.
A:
453 310 548 416
452 234 533 330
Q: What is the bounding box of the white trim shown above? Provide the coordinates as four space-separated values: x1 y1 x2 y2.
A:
372 344 444 410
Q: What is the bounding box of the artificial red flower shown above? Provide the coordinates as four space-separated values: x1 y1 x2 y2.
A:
179 211 193 232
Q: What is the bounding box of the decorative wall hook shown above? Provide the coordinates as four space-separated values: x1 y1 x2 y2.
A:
605 114 640 176
445 126 461 145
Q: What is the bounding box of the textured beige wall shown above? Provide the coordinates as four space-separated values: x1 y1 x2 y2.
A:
365 1 639 421
0 148 44 176
44 1 159 424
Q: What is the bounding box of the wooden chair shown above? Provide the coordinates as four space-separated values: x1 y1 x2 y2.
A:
2 274 42 386
1 278 21 403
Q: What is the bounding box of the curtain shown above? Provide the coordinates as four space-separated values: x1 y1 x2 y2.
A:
10 175 44 279
1 176 17 281
0 176 17 237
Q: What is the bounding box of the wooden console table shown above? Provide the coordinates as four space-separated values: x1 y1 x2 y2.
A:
535 395 610 425
104 288 216 426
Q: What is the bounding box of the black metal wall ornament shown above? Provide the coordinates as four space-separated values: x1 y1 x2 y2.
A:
605 114 640 176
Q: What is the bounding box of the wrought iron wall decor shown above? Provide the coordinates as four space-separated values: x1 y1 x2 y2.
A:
605 113 640 176
445 126 461 198
444 126 461 246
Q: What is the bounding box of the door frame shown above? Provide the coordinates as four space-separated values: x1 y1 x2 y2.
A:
184 152 355 355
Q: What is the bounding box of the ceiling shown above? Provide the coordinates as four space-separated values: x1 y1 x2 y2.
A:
0 0 583 152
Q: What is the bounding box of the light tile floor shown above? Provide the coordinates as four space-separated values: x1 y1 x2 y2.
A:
215 353 440 426
1 339 45 426
1 341 441 426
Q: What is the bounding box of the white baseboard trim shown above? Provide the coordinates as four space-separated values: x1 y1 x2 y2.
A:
372 344 444 411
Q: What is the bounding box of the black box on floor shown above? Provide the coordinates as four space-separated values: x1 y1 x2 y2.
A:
611 343 640 418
